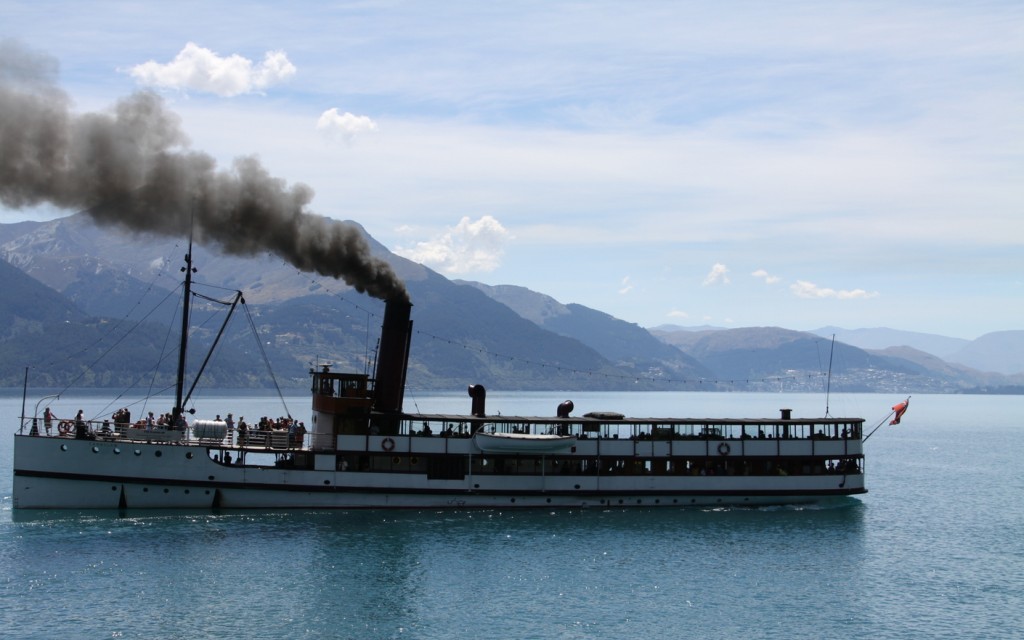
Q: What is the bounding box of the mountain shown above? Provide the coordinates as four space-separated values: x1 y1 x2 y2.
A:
808 327 1023 376
1 213 1021 394
457 282 713 386
945 331 1024 375
810 326 969 358
650 325 1023 393
0 214 650 391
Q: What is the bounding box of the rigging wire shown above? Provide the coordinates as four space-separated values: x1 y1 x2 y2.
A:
241 299 291 419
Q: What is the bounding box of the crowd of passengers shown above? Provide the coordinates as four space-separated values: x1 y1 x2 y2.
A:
44 407 308 448
233 415 307 447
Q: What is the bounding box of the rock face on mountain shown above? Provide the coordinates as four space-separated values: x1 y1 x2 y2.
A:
2 214 1021 393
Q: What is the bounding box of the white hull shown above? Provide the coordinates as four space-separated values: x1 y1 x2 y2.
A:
13 435 865 510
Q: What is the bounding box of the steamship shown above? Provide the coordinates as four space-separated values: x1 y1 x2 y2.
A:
12 251 867 510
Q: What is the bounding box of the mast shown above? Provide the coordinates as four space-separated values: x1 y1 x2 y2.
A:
173 238 196 426
824 334 835 417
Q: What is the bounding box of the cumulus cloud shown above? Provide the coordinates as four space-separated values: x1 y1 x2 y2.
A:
129 42 296 96
790 280 878 300
395 215 509 274
667 309 689 319
752 268 781 284
316 108 379 143
702 263 730 286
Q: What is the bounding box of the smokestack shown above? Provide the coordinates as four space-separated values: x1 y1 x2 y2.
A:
468 384 486 417
373 297 412 414
0 41 406 302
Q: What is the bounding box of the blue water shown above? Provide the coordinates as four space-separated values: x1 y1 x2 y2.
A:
2 391 1022 639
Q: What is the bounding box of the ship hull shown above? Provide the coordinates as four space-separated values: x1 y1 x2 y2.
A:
13 435 865 510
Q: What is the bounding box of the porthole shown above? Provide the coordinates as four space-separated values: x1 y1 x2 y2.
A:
143 487 149 492
111 486 118 491
134 449 142 456
92 446 100 453
113 447 121 455
574 484 581 490
154 450 162 458
510 498 516 503
185 452 194 459
184 489 190 494
208 475 215 481
324 480 331 485
60 444 68 452
163 488 169 494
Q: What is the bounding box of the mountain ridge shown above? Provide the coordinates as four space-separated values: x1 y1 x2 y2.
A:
2 214 1021 393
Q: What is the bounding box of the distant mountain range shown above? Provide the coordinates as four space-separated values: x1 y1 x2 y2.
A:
1 213 1021 395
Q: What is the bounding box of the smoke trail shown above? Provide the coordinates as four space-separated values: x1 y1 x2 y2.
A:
0 40 407 302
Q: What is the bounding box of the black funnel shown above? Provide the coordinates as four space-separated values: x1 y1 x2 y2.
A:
373 298 413 414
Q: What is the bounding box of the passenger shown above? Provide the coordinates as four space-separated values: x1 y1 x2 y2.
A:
74 410 88 439
224 413 235 432
224 451 232 465
43 407 54 435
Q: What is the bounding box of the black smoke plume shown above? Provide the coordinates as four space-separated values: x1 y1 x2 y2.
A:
0 40 407 302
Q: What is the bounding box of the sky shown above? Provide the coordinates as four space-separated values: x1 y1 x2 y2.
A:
1 1 1021 340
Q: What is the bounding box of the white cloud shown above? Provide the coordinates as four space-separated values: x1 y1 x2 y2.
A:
316 108 379 143
618 276 633 295
129 42 296 96
703 263 730 286
667 310 689 319
394 215 509 275
790 280 879 300
752 269 781 284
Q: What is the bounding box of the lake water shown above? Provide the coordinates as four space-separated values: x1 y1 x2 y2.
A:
1 390 1022 639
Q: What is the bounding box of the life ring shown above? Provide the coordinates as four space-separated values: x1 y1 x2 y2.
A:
381 437 396 452
58 421 72 435
717 442 731 456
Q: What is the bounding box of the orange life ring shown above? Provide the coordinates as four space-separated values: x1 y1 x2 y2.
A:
58 421 72 435
381 437 395 452
717 442 731 456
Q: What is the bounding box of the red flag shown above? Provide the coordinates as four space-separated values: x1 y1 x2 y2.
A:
890 399 909 425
